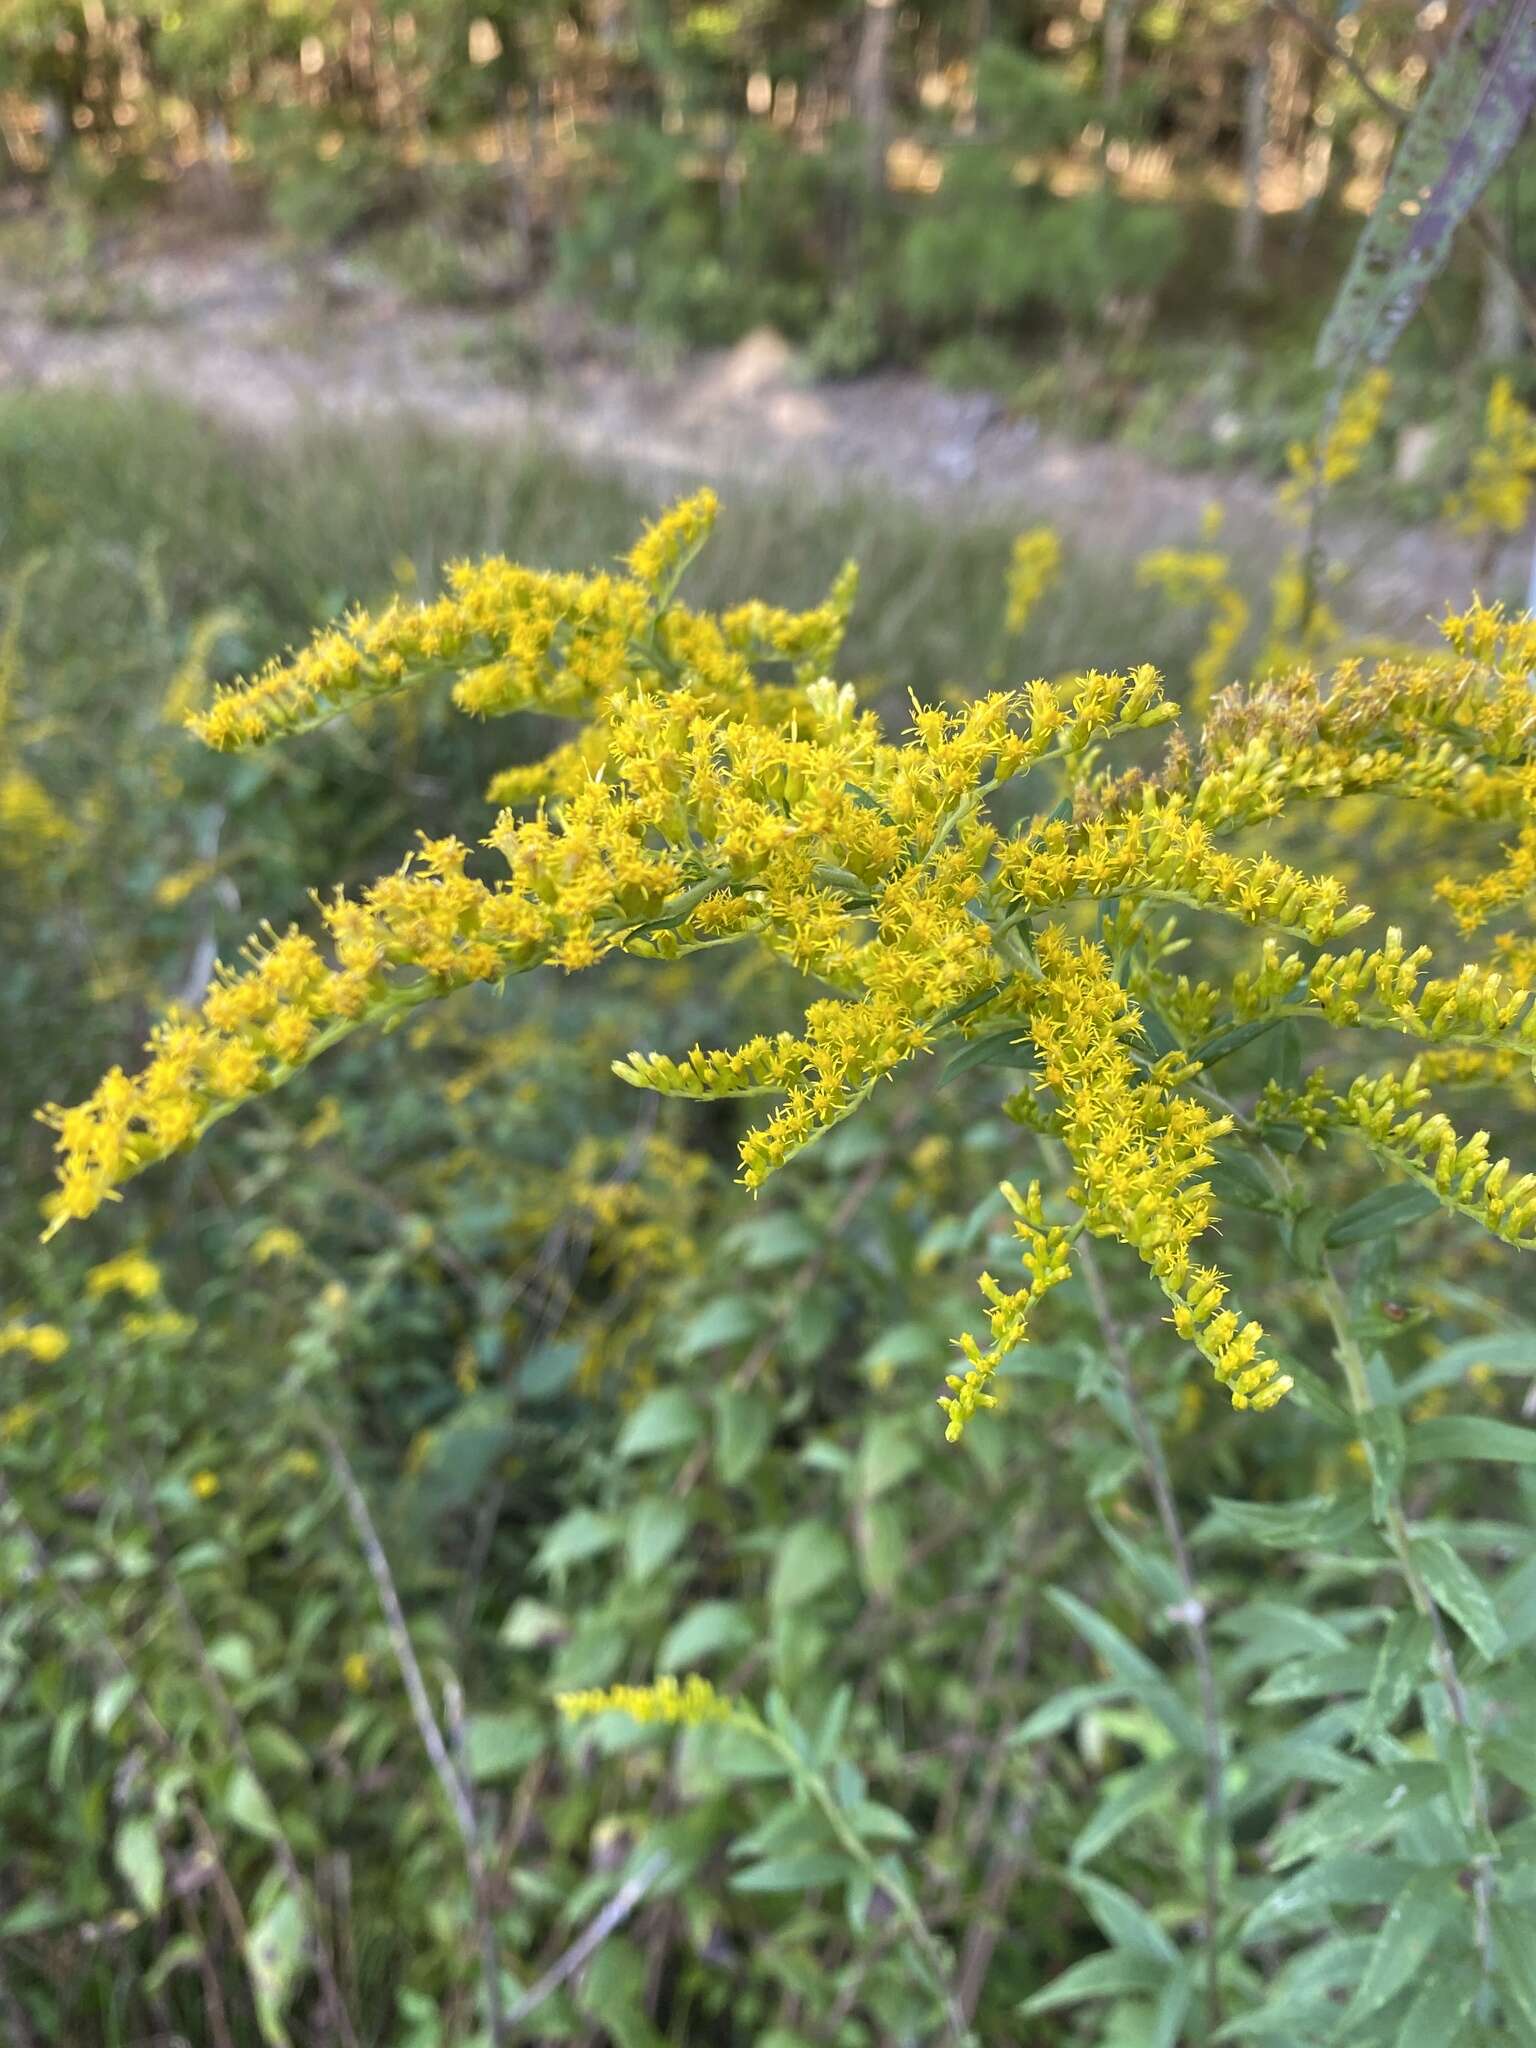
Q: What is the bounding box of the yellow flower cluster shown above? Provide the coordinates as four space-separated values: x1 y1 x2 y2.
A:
1018 928 1290 1409
556 1673 734 1727
38 494 1536 1433
0 1319 68 1364
627 487 720 595
995 799 1370 945
1 557 73 874
941 1178 1075 1440
85 1251 161 1301
1447 376 1536 539
1284 368 1392 499
1227 929 1536 1065
1334 1061 1536 1248
1005 528 1063 636
1135 546 1250 705
251 1225 305 1265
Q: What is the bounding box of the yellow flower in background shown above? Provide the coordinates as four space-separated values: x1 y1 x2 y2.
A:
1283 369 1392 502
153 862 216 909
191 1469 220 1499
121 1309 196 1342
86 1252 162 1302
282 1448 321 1479
1004 527 1063 635
1447 376 1536 539
0 1401 43 1442
557 1673 734 1727
0 1319 68 1364
343 1652 372 1692
251 1225 304 1266
301 1096 344 1148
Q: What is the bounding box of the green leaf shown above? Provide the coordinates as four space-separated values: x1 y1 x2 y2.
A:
246 1886 308 2048
1400 1958 1480 2042
1149 1965 1192 2048
847 1798 915 1844
1072 1872 1179 1963
1326 1183 1442 1247
730 1850 850 1892
1495 1899 1536 2036
1241 1854 1420 1938
1190 1016 1284 1068
857 1499 906 1600
114 1815 164 1917
1409 1416 1536 1467
675 1298 760 1362
577 1935 666 2048
856 1415 922 1499
1359 1612 1434 1745
769 1521 850 1611
1411 1531 1507 1660
142 1933 204 1996
941 1029 1038 1083
536 1507 621 1574
47 1701 86 1790
1282 1362 1357 1435
737 1213 820 1269
625 1496 689 1582
731 1805 834 1862
1285 1203 1334 1277
1339 1868 1458 2025
226 1765 282 1843
518 1337 584 1400
1250 1648 1375 1706
1267 1763 1448 1868
1318 0 1536 373
1047 1591 1202 1752
206 1632 258 1687
92 1672 137 1737
1203 1491 1371 1552
1394 1330 1536 1403
658 1599 755 1670
1011 1681 1123 1745
615 1388 702 1459
1073 1761 1185 1867
1020 1949 1168 2013
463 1711 543 1782
1208 1154 1284 1214
713 1388 774 1486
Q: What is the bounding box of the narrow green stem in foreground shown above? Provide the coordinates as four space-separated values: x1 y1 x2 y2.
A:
1078 1236 1226 2044
1316 1262 1496 1973
745 1714 976 2048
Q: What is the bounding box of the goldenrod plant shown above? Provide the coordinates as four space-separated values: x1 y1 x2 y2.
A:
17 443 1536 2046
40 494 1536 1438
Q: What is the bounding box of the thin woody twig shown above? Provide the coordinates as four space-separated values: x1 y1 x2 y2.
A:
314 1423 509 2046
504 1851 670 2028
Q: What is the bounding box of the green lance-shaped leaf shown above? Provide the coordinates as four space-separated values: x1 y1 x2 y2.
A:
1317 0 1536 375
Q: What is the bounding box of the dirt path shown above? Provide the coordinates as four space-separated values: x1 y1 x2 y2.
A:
0 235 1491 620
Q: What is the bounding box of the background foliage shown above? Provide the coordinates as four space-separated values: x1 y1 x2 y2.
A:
4 378 1536 2044
7 3 1536 2045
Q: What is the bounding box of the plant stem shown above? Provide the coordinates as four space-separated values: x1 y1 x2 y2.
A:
1315 1260 1496 1971
749 1717 975 2048
314 1421 509 2046
1077 1238 1226 2042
